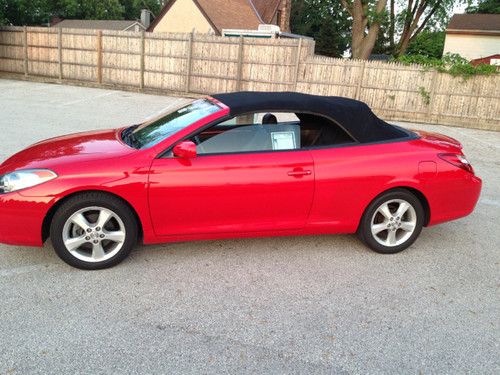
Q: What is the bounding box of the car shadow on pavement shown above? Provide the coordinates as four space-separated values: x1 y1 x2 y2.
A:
0 220 472 272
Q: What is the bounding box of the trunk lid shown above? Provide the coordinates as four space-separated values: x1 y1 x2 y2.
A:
414 130 463 150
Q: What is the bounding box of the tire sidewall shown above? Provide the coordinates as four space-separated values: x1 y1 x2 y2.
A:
359 189 424 254
50 193 138 270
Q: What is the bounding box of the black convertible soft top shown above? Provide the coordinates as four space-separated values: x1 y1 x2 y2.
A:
211 92 408 143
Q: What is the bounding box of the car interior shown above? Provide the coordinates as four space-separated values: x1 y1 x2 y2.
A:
191 112 356 155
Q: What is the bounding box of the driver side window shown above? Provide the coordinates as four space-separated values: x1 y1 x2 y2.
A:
193 113 301 155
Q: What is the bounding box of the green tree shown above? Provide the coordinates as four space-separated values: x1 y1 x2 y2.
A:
372 11 391 54
0 0 165 25
1 0 49 25
0 0 7 25
340 0 462 59
291 0 351 57
466 0 500 14
46 0 79 19
76 0 124 19
121 0 162 20
406 30 445 58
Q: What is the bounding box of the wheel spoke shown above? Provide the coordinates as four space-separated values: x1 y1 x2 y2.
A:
91 242 106 260
96 209 112 229
378 203 392 220
400 221 416 233
71 213 91 231
105 230 126 244
396 202 410 218
64 236 88 251
371 223 388 235
386 230 397 246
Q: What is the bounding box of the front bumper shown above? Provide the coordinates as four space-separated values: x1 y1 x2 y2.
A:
0 192 51 247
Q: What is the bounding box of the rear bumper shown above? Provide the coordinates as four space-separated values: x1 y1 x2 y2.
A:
427 172 482 226
0 192 50 247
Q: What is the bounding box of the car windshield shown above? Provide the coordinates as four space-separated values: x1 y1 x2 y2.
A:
129 99 221 149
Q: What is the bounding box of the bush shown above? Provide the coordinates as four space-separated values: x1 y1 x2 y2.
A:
395 53 498 79
406 31 445 59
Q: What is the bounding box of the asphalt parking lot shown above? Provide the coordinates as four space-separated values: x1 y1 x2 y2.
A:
0 79 499 374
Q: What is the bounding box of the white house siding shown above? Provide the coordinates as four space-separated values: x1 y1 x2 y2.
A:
443 33 500 60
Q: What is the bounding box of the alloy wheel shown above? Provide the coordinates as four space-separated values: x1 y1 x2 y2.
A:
62 206 126 263
370 199 417 247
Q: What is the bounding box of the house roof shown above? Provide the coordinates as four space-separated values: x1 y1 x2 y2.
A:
447 14 500 35
52 19 146 31
197 0 262 32
148 0 279 34
252 0 282 24
470 54 500 66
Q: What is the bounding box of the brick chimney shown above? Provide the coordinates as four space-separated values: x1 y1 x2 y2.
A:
278 0 291 32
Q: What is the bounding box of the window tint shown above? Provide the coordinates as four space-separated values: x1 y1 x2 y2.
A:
297 113 355 147
190 112 354 155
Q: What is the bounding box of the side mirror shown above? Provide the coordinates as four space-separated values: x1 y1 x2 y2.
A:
173 140 197 159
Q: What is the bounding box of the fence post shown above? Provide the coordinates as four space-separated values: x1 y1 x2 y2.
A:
185 31 194 93
236 36 244 91
427 69 438 120
140 31 145 90
355 61 366 100
23 26 28 77
57 27 63 80
293 38 303 91
96 30 103 84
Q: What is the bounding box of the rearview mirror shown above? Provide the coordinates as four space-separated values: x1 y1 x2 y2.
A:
173 140 197 159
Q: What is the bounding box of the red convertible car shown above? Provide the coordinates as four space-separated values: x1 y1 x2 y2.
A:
0 92 481 269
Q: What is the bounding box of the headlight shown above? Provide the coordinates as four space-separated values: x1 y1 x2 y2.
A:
0 169 58 193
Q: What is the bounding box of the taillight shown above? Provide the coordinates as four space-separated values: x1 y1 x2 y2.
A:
438 153 474 174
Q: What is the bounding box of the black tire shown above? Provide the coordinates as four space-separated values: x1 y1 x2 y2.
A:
357 189 424 254
50 192 138 270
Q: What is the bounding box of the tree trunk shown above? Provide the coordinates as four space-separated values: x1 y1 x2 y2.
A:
342 0 387 59
342 0 447 58
352 23 382 59
389 0 395 52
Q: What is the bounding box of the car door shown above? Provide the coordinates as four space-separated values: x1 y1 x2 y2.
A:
148 125 315 237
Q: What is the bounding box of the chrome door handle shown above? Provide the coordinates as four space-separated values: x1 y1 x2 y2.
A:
287 170 312 177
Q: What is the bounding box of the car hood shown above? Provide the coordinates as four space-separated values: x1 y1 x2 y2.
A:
0 128 134 172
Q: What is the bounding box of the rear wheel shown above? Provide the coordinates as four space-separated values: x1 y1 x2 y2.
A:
50 192 138 269
357 189 424 254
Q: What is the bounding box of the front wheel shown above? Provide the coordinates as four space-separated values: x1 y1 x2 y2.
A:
357 189 424 254
50 192 138 269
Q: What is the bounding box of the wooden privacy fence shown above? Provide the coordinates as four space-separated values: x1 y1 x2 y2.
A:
0 26 498 131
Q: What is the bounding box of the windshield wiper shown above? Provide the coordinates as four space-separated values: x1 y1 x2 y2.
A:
122 125 140 148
